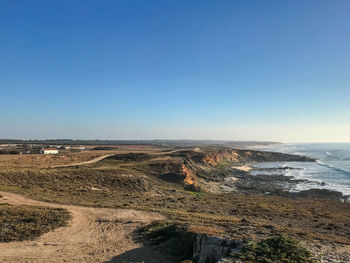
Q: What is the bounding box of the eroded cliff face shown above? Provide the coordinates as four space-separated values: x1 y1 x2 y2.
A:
202 150 240 165
147 160 198 188
149 148 315 188
201 148 315 166
181 164 196 185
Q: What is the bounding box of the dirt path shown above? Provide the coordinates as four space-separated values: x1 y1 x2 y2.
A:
49 149 196 168
50 154 114 168
0 192 174 263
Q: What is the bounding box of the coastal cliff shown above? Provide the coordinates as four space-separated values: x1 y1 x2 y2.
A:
201 148 315 165
147 148 315 189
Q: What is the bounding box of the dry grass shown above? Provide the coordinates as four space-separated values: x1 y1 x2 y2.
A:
0 145 171 168
0 151 112 168
0 150 349 248
0 203 70 242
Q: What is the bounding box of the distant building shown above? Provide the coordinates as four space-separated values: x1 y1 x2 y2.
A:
40 148 59 154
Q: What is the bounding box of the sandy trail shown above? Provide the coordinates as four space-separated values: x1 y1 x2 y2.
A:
231 165 252 172
49 154 114 168
0 191 173 263
48 149 195 168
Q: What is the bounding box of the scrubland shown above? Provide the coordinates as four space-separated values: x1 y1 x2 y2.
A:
0 147 349 262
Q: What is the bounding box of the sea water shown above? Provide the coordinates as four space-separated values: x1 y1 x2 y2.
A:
251 143 350 196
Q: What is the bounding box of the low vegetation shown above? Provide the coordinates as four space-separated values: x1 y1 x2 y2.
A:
0 148 349 258
142 221 195 261
0 161 349 245
143 222 316 263
233 235 316 263
0 203 70 242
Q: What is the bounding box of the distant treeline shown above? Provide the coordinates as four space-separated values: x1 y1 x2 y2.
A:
0 149 21 154
0 139 280 148
0 144 42 155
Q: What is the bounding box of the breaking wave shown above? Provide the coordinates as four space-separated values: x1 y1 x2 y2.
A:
316 160 350 177
324 151 350 161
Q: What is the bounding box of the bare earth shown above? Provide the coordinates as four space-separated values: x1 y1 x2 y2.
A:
231 165 252 172
0 192 173 263
50 154 114 168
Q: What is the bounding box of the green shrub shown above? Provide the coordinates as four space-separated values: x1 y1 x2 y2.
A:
142 221 195 260
142 221 178 244
234 235 316 263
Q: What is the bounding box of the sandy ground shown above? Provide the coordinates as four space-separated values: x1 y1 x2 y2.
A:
0 192 174 263
231 165 252 172
50 154 114 168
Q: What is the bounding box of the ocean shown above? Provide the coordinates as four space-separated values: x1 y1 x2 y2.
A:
251 143 350 196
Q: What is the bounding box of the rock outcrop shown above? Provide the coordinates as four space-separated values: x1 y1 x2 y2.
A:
193 234 243 263
201 148 315 166
148 147 315 191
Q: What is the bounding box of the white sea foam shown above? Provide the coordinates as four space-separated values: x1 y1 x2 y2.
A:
252 143 350 196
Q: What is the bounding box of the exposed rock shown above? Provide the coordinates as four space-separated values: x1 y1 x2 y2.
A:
147 147 317 195
193 234 243 263
200 148 316 166
168 147 315 167
235 174 345 201
149 160 197 186
287 188 344 201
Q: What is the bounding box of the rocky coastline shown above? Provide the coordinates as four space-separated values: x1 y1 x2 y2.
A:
202 162 347 202
176 148 348 202
234 166 346 201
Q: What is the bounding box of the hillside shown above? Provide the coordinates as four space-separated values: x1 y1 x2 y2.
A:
0 146 349 262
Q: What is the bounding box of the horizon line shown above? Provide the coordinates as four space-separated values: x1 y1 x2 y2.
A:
1 138 350 144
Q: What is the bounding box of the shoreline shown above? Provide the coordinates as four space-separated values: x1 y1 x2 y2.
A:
201 155 349 202
249 143 350 196
243 165 348 202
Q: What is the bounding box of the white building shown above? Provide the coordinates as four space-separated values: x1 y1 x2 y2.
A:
40 148 59 154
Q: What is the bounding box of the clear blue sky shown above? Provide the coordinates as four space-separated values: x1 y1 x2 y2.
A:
1 0 349 142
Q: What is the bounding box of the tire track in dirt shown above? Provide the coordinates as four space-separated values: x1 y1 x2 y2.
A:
0 191 173 263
